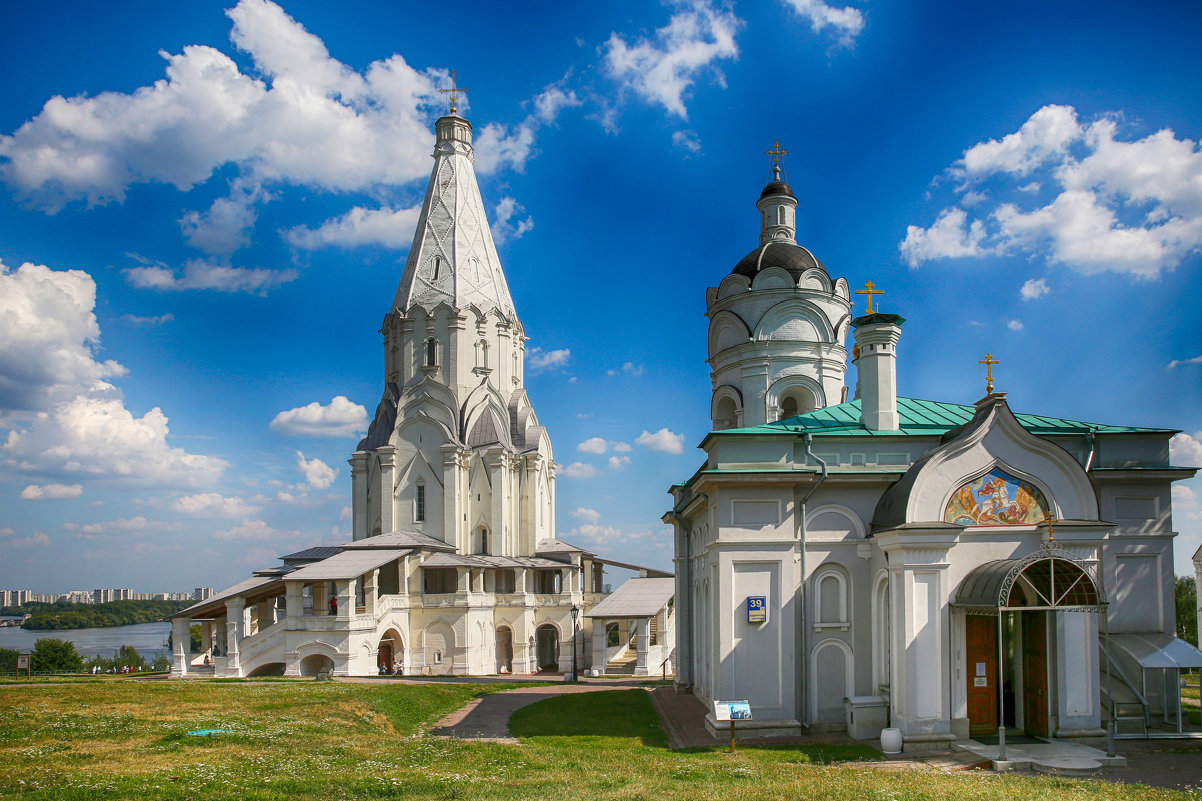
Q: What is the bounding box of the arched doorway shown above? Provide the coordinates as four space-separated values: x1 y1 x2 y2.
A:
378 628 404 674
299 653 334 677
536 624 559 672
495 625 513 673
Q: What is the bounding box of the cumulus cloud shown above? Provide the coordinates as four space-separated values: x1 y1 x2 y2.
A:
172 492 262 517
577 437 609 454
672 130 702 153
527 347 571 371
1020 278 1050 300
608 455 631 470
902 105 1202 278
121 313 174 326
613 442 632 452
124 257 296 294
573 507 602 522
284 204 422 250
636 427 687 454
559 461 599 478
295 450 336 489
213 518 301 541
532 83 582 123
780 0 865 48
604 0 741 120
20 483 83 500
0 260 127 413
491 196 535 245
1006 319 1024 331
1172 432 1202 467
76 516 182 535
0 529 50 549
270 396 368 437
1168 355 1202 370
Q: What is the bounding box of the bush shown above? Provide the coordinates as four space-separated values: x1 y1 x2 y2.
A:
0 648 17 672
30 639 84 673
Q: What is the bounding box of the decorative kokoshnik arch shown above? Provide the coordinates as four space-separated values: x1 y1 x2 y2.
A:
950 543 1112 756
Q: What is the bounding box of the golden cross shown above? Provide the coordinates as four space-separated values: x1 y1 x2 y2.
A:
766 140 788 169
978 352 999 394
854 281 883 314
441 70 468 114
1043 512 1056 545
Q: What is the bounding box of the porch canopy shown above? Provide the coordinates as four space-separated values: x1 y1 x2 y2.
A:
952 549 1105 613
1109 632 1202 670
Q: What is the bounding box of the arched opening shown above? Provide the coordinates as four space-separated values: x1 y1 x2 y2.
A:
714 396 739 430
781 396 798 420
476 527 489 555
495 625 513 673
776 386 818 420
378 628 404 674
536 624 560 672
247 662 285 677
299 653 334 677
606 621 620 648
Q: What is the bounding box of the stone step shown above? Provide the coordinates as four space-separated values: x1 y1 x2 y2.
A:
1031 758 1103 778
923 752 993 772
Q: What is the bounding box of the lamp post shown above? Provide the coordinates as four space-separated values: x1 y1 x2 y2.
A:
570 604 580 682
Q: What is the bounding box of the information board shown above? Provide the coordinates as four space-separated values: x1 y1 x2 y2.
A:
713 700 752 721
747 596 766 624
16 654 29 670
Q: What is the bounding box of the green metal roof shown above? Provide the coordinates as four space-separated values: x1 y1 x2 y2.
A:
723 397 1175 438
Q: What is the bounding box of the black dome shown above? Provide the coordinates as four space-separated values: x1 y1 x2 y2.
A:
732 240 826 281
760 180 795 199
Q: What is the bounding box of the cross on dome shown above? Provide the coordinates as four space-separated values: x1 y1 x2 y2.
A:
855 280 883 314
766 140 788 180
978 352 1000 394
441 70 468 114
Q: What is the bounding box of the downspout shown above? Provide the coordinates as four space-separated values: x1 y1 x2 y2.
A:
1084 430 1096 472
798 432 829 729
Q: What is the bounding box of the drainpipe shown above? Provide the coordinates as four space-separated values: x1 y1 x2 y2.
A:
1084 430 1096 472
798 432 829 729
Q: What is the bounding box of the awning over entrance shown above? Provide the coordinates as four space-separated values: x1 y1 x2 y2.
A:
1109 632 1202 670
952 549 1104 612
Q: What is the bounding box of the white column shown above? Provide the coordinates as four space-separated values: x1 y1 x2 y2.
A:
592 618 607 675
634 618 650 675
336 580 353 621
312 583 329 615
377 446 397 535
255 599 273 633
349 451 369 540
171 617 191 676
225 598 245 676
200 620 213 656
365 570 379 616
285 581 303 622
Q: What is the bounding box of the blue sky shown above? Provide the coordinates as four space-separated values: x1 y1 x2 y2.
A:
1 0 1200 594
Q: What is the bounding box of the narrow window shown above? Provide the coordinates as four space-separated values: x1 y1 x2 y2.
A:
432 256 441 280
415 484 426 522
425 338 437 366
778 206 786 225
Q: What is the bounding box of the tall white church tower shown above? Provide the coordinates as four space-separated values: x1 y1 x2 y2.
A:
350 108 557 558
706 152 853 429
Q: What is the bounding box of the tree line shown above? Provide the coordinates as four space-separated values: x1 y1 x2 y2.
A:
1 640 170 674
2 599 192 631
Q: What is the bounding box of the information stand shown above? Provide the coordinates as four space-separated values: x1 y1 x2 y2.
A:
713 700 752 752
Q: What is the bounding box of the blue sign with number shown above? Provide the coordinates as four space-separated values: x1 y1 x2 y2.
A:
747 596 766 624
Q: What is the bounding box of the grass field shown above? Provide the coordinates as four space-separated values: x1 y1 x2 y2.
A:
0 680 1194 800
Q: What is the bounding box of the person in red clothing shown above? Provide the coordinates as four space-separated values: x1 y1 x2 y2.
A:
328 595 338 616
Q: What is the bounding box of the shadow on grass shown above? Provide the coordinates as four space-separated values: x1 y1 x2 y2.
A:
508 689 668 748
677 741 881 763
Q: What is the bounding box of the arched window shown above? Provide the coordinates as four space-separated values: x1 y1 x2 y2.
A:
431 256 441 281
476 339 489 368
781 396 798 420
425 338 437 367
477 527 489 555
778 206 786 225
813 568 849 630
415 484 426 522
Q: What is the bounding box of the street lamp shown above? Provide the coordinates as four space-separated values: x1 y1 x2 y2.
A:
570 604 580 682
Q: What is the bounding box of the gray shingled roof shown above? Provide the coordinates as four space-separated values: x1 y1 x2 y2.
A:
341 531 454 551
284 549 411 581
170 575 280 619
585 577 674 619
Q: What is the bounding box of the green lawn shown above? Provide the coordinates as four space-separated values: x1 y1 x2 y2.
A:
0 681 1191 800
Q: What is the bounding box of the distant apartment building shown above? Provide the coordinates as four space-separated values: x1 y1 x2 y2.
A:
193 587 214 601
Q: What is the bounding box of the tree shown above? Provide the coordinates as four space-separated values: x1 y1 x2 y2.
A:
30 639 84 673
1176 576 1197 647
116 644 147 670
0 648 17 673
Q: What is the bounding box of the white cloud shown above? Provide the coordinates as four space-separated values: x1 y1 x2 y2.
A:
577 438 608 454
213 518 300 541
613 442 632 452
608 455 631 471
559 461 600 478
295 450 336 489
604 0 741 120
124 258 297 294
0 529 50 549
780 0 865 48
900 207 988 268
121 313 174 326
1006 318 1024 331
532 83 582 124
20 483 83 500
636 427 686 454
179 184 266 255
172 493 262 517
270 396 368 437
1020 278 1050 301
1172 432 1202 467
903 105 1202 278
672 130 702 153
0 260 127 413
339 505 352 520
1168 355 1202 370
77 517 182 535
615 362 645 377
527 347 571 371
573 507 602 522
492 196 534 245
285 204 421 250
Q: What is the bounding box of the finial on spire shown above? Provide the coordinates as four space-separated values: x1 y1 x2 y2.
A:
441 70 468 114
855 281 883 314
978 352 999 394
767 140 788 179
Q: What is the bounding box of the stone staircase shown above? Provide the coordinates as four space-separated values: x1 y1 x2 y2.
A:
606 654 638 675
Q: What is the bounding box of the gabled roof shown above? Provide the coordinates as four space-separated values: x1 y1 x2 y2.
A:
718 396 1175 439
280 546 343 563
585 577 675 619
340 531 455 551
536 538 592 556
284 549 411 582
170 576 280 620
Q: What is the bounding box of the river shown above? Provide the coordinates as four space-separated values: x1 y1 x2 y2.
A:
0 621 171 660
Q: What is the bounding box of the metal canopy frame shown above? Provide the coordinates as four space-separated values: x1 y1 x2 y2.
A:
950 544 1113 759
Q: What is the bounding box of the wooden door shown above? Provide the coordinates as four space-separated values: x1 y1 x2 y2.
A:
965 616 998 736
1022 611 1049 737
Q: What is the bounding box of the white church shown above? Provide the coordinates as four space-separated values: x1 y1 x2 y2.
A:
667 158 1201 750
169 105 672 679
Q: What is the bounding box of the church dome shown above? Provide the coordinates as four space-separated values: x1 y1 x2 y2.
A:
760 179 794 199
732 240 826 280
